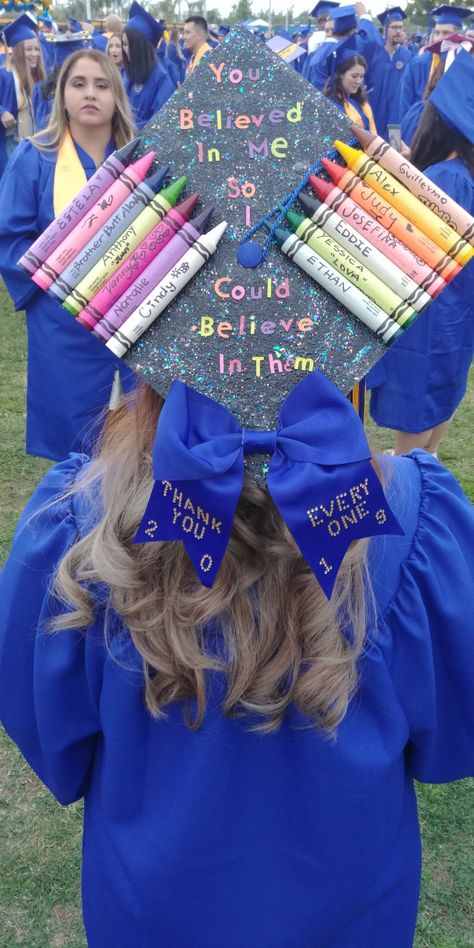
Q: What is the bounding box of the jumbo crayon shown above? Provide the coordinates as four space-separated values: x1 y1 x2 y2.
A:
94 207 214 343
285 209 417 327
305 180 446 297
268 225 403 345
352 126 474 246
297 193 432 312
318 162 462 281
32 152 158 291
63 180 196 316
50 172 182 304
18 138 140 275
77 193 200 330
334 141 474 266
105 221 228 358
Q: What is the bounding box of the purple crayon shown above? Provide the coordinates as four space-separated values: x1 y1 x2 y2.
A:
93 206 214 343
18 138 141 275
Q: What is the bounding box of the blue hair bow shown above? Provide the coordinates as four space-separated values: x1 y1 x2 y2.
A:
134 371 403 597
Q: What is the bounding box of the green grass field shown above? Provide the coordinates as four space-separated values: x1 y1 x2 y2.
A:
0 281 472 947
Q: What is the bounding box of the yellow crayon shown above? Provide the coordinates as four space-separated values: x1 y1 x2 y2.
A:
335 141 474 267
286 210 417 328
62 177 187 315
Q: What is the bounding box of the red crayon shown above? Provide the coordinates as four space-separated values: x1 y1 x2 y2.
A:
318 159 461 282
308 175 447 298
77 192 200 330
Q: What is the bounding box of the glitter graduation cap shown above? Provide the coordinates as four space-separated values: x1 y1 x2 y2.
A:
125 25 389 432
28 27 424 594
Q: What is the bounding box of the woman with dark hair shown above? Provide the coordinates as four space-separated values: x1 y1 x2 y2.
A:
368 50 474 456
323 40 376 132
122 1 175 128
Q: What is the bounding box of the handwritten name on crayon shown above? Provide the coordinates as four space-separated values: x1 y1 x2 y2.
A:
102 224 137 265
162 480 222 538
306 257 353 293
137 262 190 318
58 182 102 229
112 277 150 314
306 479 370 535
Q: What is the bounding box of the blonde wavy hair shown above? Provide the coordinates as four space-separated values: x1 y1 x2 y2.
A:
32 48 135 152
52 383 373 735
11 37 46 98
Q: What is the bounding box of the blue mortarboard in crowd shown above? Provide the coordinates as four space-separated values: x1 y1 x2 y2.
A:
430 47 474 141
126 1 164 46
51 34 89 68
331 5 357 35
68 18 84 34
431 4 472 26
310 1 340 18
378 7 407 27
2 14 37 47
218 25 230 36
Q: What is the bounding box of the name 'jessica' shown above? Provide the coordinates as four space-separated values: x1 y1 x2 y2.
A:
307 480 370 535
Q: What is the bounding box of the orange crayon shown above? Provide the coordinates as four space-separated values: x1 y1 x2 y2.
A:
352 126 474 247
318 160 461 282
334 141 474 266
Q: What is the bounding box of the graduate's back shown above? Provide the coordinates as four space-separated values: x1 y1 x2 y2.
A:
1 384 473 948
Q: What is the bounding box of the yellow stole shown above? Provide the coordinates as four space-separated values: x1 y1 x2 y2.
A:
343 99 377 135
53 129 88 217
428 52 440 87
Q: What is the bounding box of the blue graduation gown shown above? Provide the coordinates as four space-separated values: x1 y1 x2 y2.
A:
0 139 136 461
305 38 337 90
0 69 17 178
124 61 175 129
400 99 425 147
368 158 474 432
0 449 473 947
398 51 432 117
166 41 185 85
367 44 412 141
305 19 385 93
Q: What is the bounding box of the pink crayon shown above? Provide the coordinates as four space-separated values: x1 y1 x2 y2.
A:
77 192 199 331
18 138 140 275
93 206 214 343
309 174 447 298
32 151 157 291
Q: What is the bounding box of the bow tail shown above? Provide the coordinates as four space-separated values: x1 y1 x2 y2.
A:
268 458 403 598
134 472 242 588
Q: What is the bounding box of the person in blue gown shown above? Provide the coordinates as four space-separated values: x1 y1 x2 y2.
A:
323 37 377 131
305 4 385 93
399 4 472 116
368 51 474 456
367 7 412 140
0 15 47 174
0 374 473 947
122 2 174 128
166 28 185 85
0 48 136 462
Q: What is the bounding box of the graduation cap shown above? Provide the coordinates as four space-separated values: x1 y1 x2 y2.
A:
218 26 231 36
126 1 164 46
326 31 358 77
310 1 340 19
331 5 357 35
431 4 473 27
49 34 90 68
2 13 37 47
377 7 407 27
31 26 434 592
429 46 474 141
67 18 84 34
425 31 474 52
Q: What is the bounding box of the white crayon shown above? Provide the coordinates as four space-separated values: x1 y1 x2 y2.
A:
279 231 403 345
